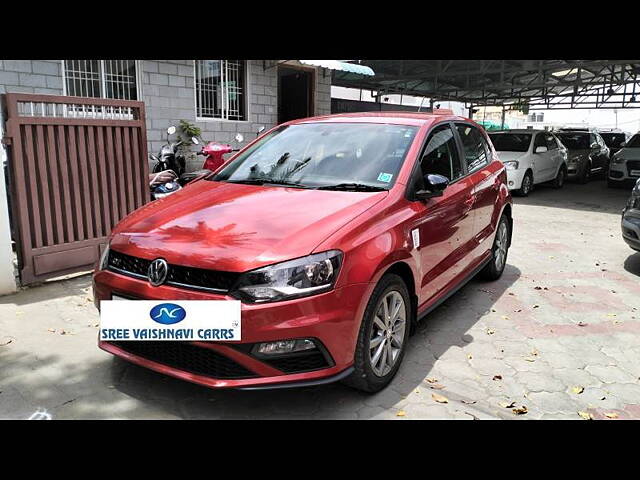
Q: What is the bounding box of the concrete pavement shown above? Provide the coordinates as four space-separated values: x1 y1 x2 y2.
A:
1 178 639 419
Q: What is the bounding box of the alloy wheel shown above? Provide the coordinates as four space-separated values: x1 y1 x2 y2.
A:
369 290 406 377
522 174 531 194
494 221 508 271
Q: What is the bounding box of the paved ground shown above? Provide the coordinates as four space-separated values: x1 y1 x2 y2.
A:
1 178 640 420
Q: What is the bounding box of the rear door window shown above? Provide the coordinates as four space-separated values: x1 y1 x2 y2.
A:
455 124 489 173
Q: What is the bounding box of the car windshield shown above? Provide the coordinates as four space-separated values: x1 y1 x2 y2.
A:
212 123 419 190
626 134 640 148
488 133 532 152
556 132 590 150
600 132 627 148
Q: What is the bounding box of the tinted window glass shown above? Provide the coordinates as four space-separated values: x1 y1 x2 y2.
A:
456 124 489 172
545 134 558 150
556 132 590 150
627 134 640 148
534 133 547 149
488 133 532 152
420 124 463 182
600 133 627 148
214 123 418 189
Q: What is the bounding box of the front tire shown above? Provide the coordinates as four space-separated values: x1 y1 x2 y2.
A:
342 273 412 393
515 171 533 196
479 214 511 281
578 161 591 184
552 165 566 189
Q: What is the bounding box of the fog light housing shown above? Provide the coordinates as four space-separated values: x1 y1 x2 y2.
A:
508 181 514 186
254 339 316 356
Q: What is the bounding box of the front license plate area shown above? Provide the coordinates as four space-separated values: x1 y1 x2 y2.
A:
100 300 241 341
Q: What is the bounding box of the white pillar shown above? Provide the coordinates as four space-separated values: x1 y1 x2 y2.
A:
0 118 17 295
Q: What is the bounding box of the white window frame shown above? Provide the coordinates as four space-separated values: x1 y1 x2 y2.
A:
61 60 141 100
193 60 250 123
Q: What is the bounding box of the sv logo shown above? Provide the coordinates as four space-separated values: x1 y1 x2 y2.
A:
149 303 187 324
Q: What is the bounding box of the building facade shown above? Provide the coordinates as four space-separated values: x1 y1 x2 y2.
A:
0 59 332 170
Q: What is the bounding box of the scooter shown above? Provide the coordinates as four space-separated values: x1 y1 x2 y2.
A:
149 125 198 200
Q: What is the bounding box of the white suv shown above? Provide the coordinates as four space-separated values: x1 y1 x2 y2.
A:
488 129 568 196
608 133 640 187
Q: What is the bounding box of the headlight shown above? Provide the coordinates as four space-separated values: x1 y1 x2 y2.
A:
98 245 110 271
611 154 625 165
230 250 343 303
633 179 640 196
503 161 519 170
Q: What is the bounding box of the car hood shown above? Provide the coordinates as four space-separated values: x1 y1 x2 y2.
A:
567 149 590 162
110 180 387 272
496 151 527 163
614 147 640 160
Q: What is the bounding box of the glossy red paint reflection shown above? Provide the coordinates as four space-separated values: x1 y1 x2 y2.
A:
94 112 512 389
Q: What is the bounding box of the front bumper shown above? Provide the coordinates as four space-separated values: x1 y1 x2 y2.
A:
609 162 640 183
93 269 370 389
505 169 526 191
622 208 640 251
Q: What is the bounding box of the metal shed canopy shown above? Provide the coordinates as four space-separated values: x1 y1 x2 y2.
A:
332 60 640 110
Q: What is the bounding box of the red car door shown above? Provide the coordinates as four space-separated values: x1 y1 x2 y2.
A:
407 123 477 304
455 123 501 253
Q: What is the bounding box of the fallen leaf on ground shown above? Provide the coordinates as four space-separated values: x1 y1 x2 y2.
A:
531 348 539 356
425 377 438 384
467 354 473 359
499 401 516 408
578 411 594 420
571 386 584 394
47 328 56 333
493 375 503 381
0 338 13 346
429 383 446 390
607 313 617 318
501 315 510 320
396 410 406 417
486 328 495 335
512 406 528 415
577 321 588 327
461 399 477 405
604 412 619 419
534 286 542 290
432 393 449 404
524 357 536 362
532 305 540 309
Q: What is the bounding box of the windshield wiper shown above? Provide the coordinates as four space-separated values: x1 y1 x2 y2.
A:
226 178 311 189
315 183 387 192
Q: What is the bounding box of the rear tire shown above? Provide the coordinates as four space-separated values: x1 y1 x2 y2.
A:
479 214 511 281
342 273 412 393
551 166 566 189
515 171 533 197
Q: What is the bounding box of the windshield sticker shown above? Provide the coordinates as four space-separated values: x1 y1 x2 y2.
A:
377 172 393 183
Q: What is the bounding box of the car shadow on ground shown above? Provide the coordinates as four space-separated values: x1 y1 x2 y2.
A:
623 252 640 277
0 273 93 307
104 264 521 420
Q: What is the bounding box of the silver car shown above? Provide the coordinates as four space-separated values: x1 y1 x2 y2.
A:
622 178 640 251
609 133 640 188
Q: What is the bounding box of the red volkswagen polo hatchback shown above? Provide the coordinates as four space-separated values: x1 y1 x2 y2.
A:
93 112 512 393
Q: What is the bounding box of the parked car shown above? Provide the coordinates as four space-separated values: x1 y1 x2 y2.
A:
608 132 640 188
488 129 567 196
555 129 610 183
622 178 640 251
599 130 630 159
93 112 513 393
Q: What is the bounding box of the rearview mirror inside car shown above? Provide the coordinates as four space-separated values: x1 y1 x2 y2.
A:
415 174 449 201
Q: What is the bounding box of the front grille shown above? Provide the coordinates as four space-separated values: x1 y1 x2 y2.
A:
628 161 640 177
261 351 330 373
111 341 257 379
107 249 240 292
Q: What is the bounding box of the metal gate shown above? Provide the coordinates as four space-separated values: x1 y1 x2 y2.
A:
1 93 149 285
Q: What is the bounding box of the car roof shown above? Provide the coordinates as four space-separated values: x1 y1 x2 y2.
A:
288 111 470 127
489 129 546 134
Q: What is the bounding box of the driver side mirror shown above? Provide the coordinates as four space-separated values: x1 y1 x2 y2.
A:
534 145 548 153
620 141 627 148
415 174 449 201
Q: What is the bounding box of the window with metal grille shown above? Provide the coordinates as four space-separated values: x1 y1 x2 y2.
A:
63 60 138 100
195 60 247 121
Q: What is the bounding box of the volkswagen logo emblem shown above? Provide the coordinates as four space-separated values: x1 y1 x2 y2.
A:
148 258 168 286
